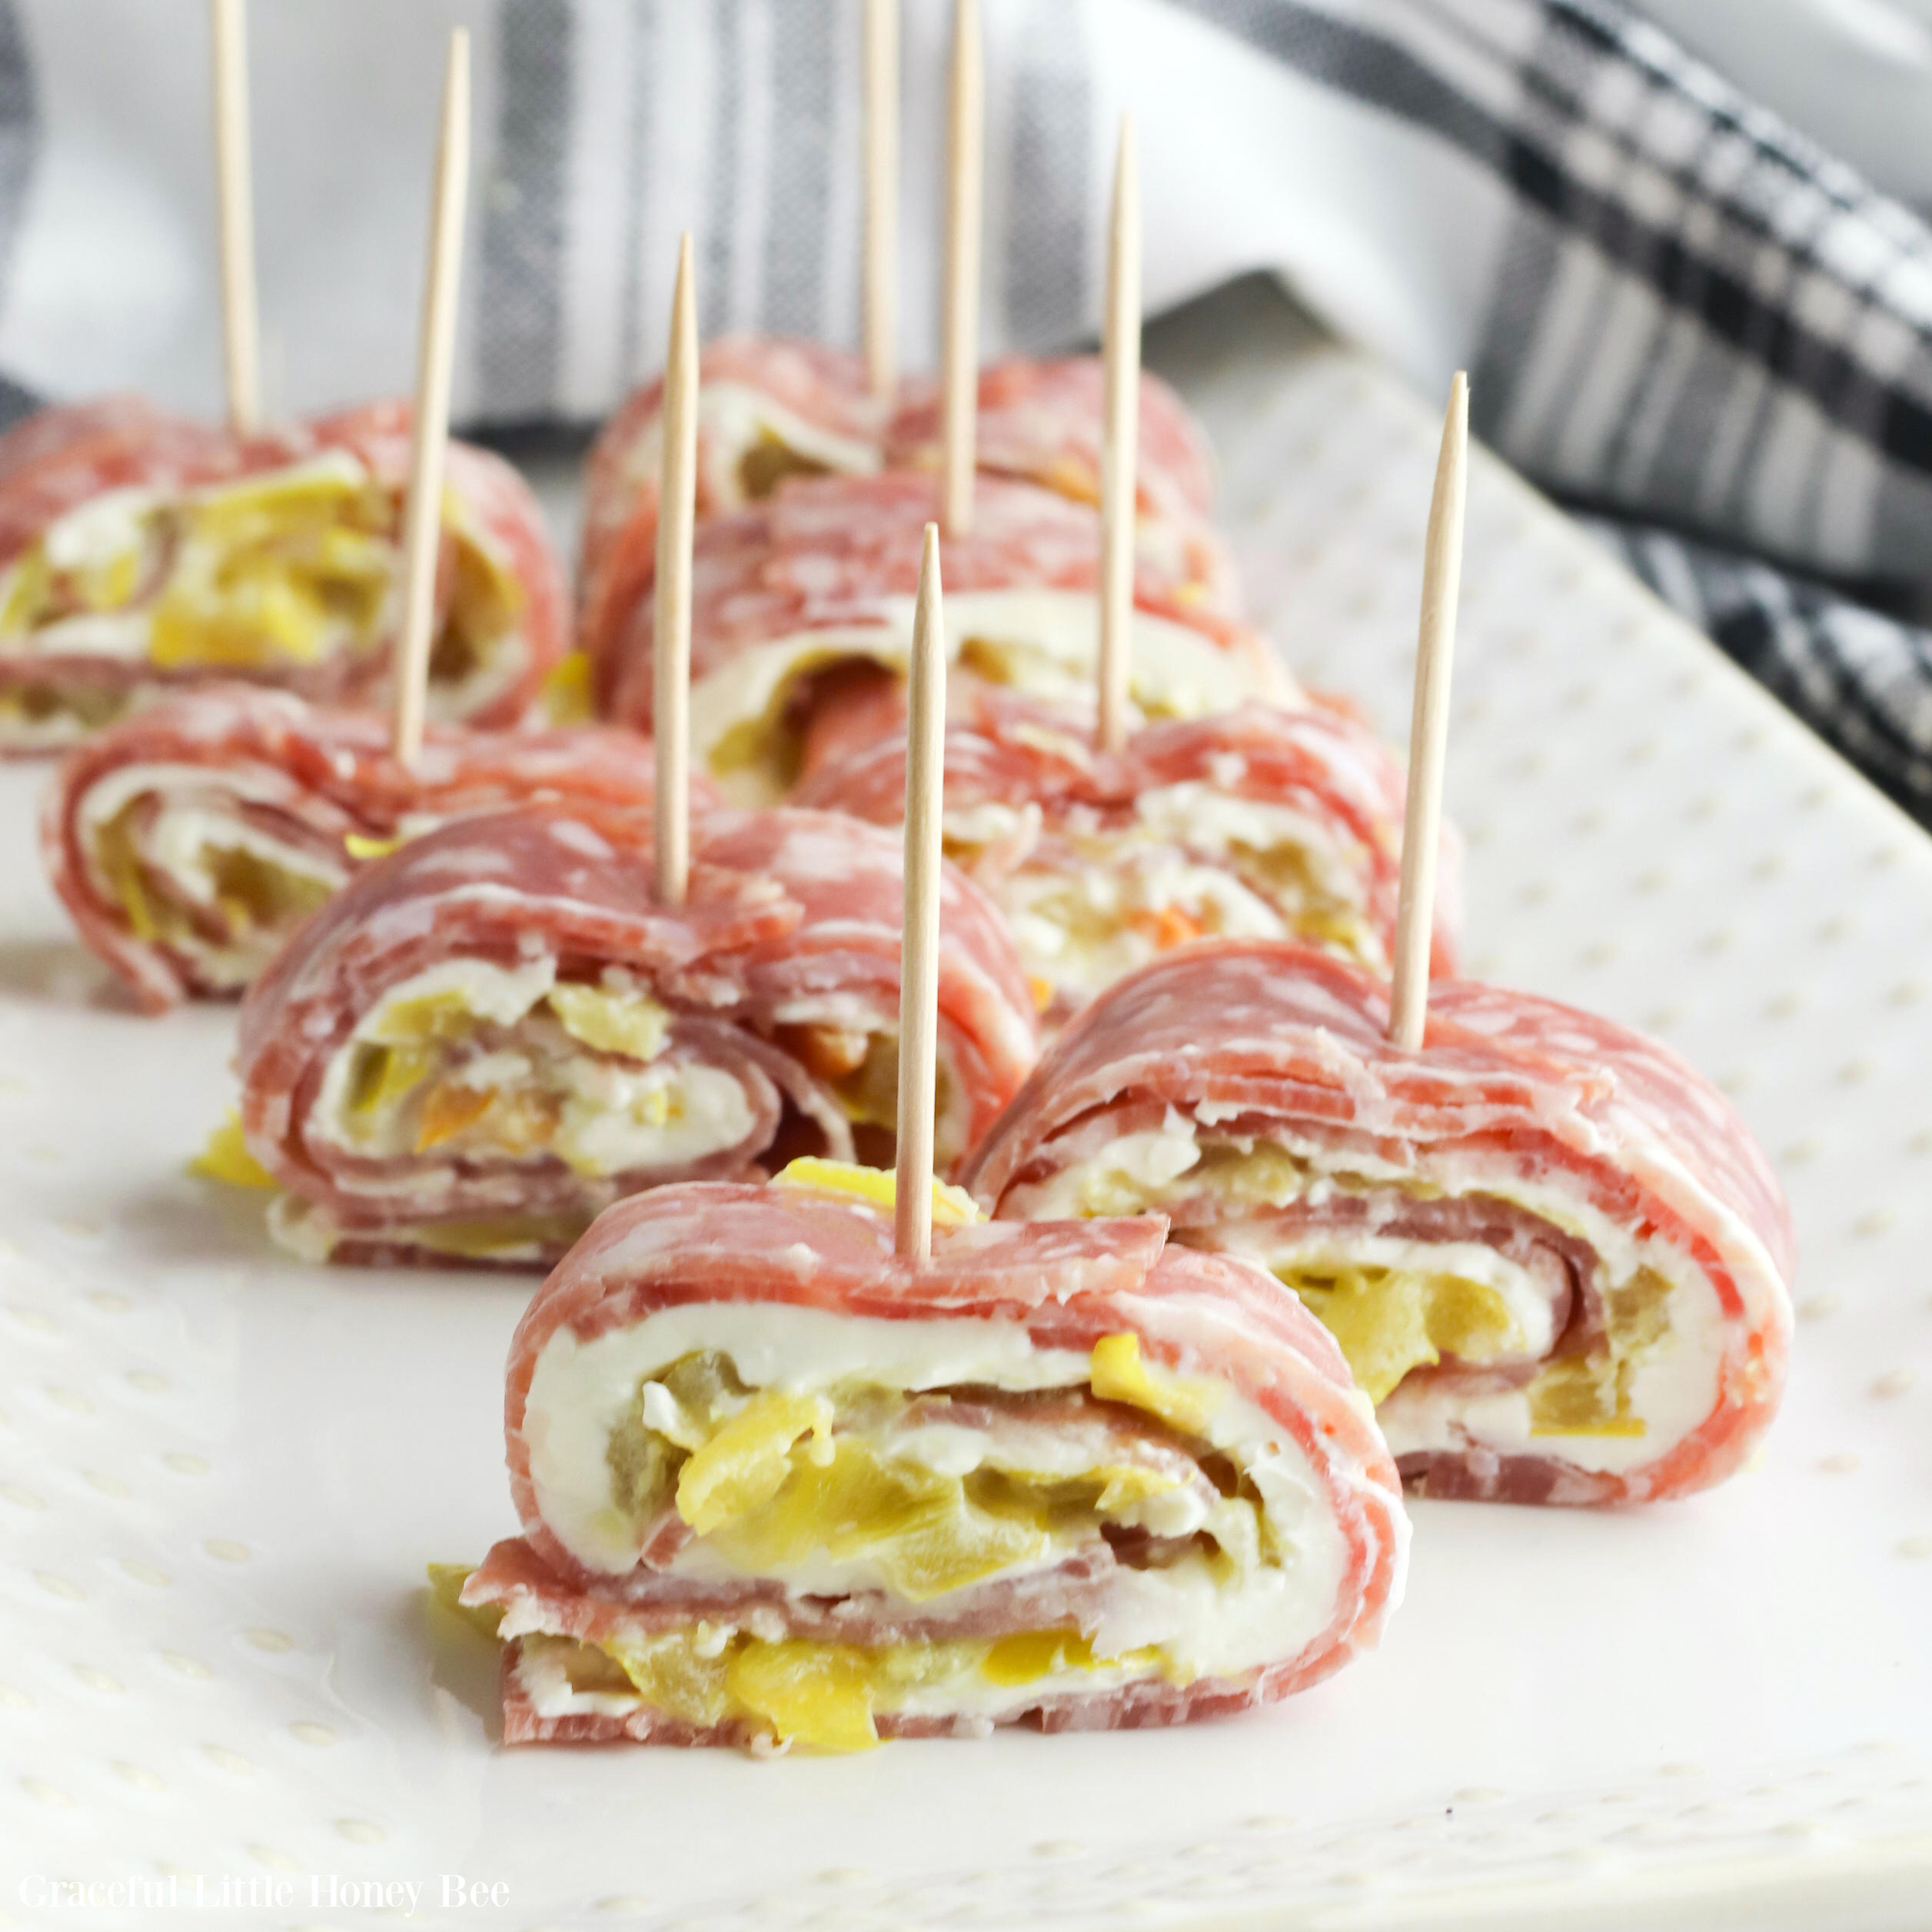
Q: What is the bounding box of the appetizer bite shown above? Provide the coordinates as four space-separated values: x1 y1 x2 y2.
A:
577 335 886 673
0 397 565 751
797 694 1459 1025
445 504 1402 1753
577 351 1236 697
43 685 685 1013
885 356 1236 605
963 940 1796 1505
228 803 1036 1267
452 1161 1406 1749
588 470 1289 806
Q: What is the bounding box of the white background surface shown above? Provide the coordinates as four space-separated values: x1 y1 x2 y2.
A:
0 287 1929 1930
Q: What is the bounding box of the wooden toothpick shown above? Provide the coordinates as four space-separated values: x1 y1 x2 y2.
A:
1388 372 1468 1052
654 233 699 907
862 0 899 402
208 0 260 435
895 524 946 1262
391 28 471 768
1097 114 1140 757
939 0 982 539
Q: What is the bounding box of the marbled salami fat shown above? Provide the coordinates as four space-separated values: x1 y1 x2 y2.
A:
965 941 1794 1505
234 804 1036 1267
42 684 680 1013
457 1173 1405 1748
592 470 1289 804
797 696 1459 1026
884 355 1235 603
0 396 565 750
577 336 885 678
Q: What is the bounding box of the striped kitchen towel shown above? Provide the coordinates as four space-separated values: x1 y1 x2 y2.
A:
0 0 1927 820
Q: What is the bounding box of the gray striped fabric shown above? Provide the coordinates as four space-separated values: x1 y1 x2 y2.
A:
1003 0 1093 354
1585 517 1932 824
478 0 574 420
0 0 1930 820
466 0 1108 413
0 0 35 367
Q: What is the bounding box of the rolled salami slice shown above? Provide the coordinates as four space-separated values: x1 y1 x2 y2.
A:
797 696 1460 1026
884 355 1237 606
234 804 1037 1267
594 470 1292 806
43 684 686 1014
0 396 566 750
964 941 1794 1506
456 1164 1405 1749
577 336 886 675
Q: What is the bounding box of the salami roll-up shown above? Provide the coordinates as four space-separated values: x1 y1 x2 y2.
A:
966 942 1794 1506
577 337 885 672
593 471 1292 806
235 804 1036 1268
797 697 1460 1026
456 1164 1405 1750
883 356 1237 607
43 684 683 1013
0 397 565 750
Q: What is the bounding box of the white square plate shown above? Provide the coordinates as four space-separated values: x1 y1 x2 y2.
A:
2 294 1929 1931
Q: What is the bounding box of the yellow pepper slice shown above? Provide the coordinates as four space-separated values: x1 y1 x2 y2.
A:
189 1112 277 1189
1089 1333 1222 1438
773 1156 980 1228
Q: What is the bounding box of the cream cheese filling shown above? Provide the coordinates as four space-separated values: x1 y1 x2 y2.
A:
511 1623 1166 1733
83 766 350 899
42 484 160 576
78 761 350 983
693 590 1290 805
1006 1112 1727 1476
1132 783 1388 970
618 380 883 515
80 761 350 947
308 957 760 1182
424 622 529 723
0 451 529 714
520 1300 1352 1684
943 784 1385 1003
1002 842 1291 1002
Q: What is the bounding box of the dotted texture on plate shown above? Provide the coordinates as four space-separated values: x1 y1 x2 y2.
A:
0 341 1927 1932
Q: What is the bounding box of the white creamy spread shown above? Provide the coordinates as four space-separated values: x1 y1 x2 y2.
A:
423 623 530 724
1003 843 1289 999
75 760 351 986
2 449 526 714
621 380 882 511
508 1626 1146 1731
520 1300 1352 1684
16 610 154 660
41 485 161 577
942 798 1041 863
308 957 758 1179
692 590 1289 805
1010 1113 1725 1477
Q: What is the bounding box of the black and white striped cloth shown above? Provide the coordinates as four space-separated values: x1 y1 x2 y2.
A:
0 0 1928 823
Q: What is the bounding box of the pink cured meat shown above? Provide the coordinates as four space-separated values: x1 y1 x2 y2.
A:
884 355 1235 603
594 468 1285 742
42 683 687 1014
461 1179 1405 1746
0 396 567 747
963 940 1795 1506
235 803 1037 1266
796 696 1461 1016
887 357 1215 520
577 342 1235 689
577 337 883 674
